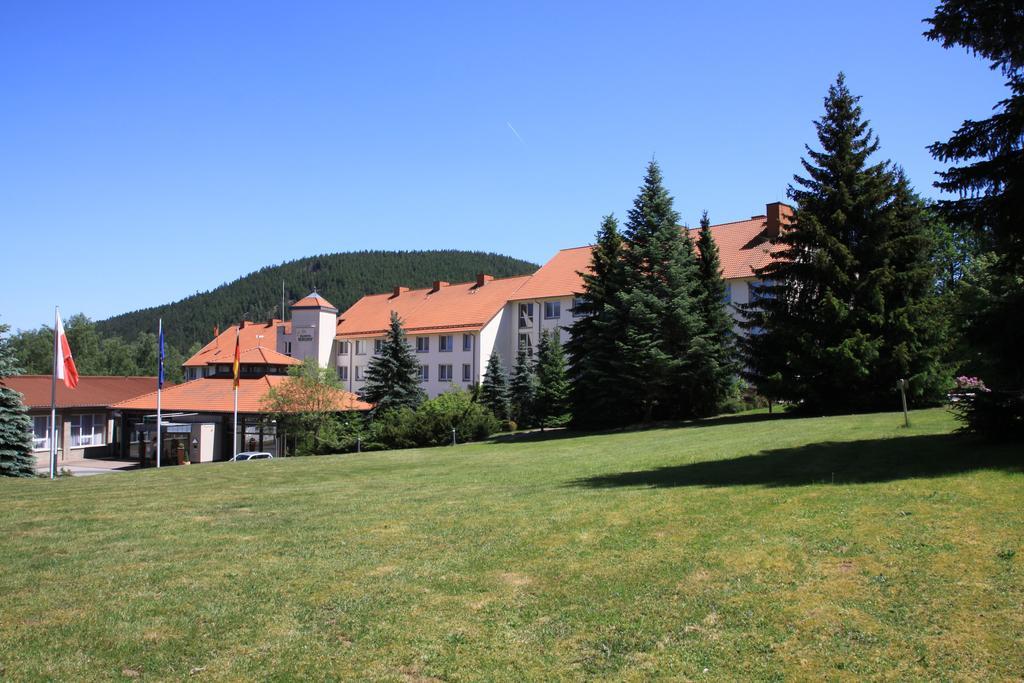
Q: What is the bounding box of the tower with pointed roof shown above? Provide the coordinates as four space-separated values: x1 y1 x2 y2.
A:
277 291 339 368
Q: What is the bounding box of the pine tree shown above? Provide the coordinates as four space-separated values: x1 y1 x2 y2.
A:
566 215 629 428
0 323 36 477
692 211 738 415
534 330 570 429
617 161 704 422
875 170 953 403
925 1 1024 393
509 343 536 428
742 74 949 413
361 312 425 414
479 350 511 420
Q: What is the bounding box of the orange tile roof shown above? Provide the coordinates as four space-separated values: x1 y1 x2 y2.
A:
292 292 337 311
1 375 160 410
509 214 787 300
336 275 532 338
506 246 594 300
690 216 786 280
111 376 371 414
184 321 288 367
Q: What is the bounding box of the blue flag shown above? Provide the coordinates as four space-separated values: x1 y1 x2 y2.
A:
158 319 165 389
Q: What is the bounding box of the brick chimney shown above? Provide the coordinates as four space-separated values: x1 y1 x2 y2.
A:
475 273 493 287
765 202 794 239
391 286 409 298
431 280 450 292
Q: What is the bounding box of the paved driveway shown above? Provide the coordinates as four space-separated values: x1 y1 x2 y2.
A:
37 458 140 477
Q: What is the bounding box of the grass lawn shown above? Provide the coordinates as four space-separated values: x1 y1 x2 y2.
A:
1 408 1021 681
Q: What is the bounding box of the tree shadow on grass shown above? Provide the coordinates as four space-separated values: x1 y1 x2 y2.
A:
569 433 1022 489
489 411 790 445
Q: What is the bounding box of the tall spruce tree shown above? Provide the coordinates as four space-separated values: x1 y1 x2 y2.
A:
693 211 738 415
875 170 953 401
566 215 629 429
361 312 425 414
617 161 704 422
925 1 1024 394
533 330 570 429
742 74 949 413
509 343 536 428
0 323 36 477
480 350 511 420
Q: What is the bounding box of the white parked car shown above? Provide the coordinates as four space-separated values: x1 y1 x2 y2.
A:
230 452 273 462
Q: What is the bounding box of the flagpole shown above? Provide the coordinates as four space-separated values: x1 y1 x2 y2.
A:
49 306 58 480
156 318 162 469
233 385 238 458
233 327 239 458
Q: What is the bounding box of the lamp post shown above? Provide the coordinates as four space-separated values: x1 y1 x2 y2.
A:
897 378 910 428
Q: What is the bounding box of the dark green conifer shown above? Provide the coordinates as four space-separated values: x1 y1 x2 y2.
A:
926 1 1024 394
566 215 628 428
692 211 738 415
479 350 511 420
533 330 570 429
742 74 950 413
0 323 36 477
617 161 704 421
361 312 425 413
509 343 536 428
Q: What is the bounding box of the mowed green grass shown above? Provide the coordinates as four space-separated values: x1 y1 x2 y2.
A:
1 409 1021 681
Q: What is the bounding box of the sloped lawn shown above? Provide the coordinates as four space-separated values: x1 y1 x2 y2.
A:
1 408 1021 680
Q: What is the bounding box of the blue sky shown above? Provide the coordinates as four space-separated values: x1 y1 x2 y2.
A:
0 0 1005 331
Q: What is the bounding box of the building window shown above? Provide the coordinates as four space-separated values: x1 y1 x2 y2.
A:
416 337 429 353
283 341 292 356
338 366 349 381
462 334 473 351
70 413 105 447
723 284 732 304
544 301 561 319
32 415 55 451
439 364 453 382
572 296 586 317
518 333 533 357
374 339 384 354
518 303 534 329
354 366 363 381
339 341 350 354
355 340 368 355
439 335 453 352
462 363 472 382
420 364 429 382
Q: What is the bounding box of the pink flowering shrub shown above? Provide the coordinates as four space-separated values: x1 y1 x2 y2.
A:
954 376 990 393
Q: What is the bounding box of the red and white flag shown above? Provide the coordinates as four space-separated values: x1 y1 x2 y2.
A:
55 311 79 389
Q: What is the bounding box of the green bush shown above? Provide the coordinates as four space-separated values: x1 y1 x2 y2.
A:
367 389 500 450
951 388 1024 441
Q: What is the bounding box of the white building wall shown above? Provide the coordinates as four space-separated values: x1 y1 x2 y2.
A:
481 306 514 373
337 330 488 399
507 296 578 359
507 281 753 362
334 277 759 399
278 307 338 368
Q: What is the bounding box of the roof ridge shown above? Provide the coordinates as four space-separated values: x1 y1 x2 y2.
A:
350 273 533 301
688 215 766 229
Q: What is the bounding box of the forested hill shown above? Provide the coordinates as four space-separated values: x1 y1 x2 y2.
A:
96 250 538 350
